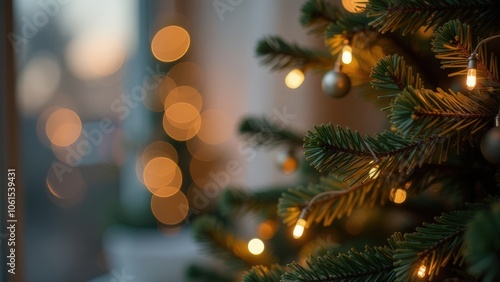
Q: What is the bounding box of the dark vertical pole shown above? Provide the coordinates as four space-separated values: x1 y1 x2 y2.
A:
1 0 24 281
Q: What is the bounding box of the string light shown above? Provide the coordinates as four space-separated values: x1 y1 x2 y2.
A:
466 60 477 90
291 140 381 239
248 238 265 255
293 209 309 239
390 188 407 204
285 68 305 89
417 264 427 278
465 34 500 90
341 45 352 65
291 182 374 239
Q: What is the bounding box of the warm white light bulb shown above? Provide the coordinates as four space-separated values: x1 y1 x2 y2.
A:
248 238 265 255
417 264 427 278
368 161 380 179
466 68 476 90
285 69 305 89
391 188 407 204
341 45 352 65
293 218 307 239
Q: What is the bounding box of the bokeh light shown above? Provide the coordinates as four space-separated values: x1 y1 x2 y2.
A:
141 141 179 164
164 85 202 112
46 166 85 200
143 75 174 112
137 141 178 183
45 108 82 147
197 109 231 145
186 136 221 161
165 102 200 129
51 135 88 166
143 157 182 197
162 112 201 141
247 238 265 255
285 69 305 89
65 33 125 80
280 156 298 175
151 25 190 62
189 157 219 187
18 53 60 115
150 190 189 225
342 0 366 13
258 220 278 240
166 61 203 89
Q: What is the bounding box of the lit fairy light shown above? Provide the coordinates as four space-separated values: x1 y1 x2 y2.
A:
342 0 366 13
417 264 427 278
293 218 307 239
368 161 380 179
247 238 265 255
341 45 352 64
390 188 407 204
285 69 305 89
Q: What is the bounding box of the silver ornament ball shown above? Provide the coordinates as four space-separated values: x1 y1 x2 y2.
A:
321 70 351 98
480 126 500 164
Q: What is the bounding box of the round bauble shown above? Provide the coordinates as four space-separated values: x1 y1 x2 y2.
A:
480 126 500 164
321 70 351 98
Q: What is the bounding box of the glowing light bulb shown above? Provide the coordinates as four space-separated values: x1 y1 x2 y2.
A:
285 69 305 89
417 264 427 278
341 45 352 65
293 218 307 239
248 238 265 255
368 161 380 179
391 188 407 204
466 68 476 90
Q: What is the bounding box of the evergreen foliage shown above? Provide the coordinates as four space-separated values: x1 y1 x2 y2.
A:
192 1 500 281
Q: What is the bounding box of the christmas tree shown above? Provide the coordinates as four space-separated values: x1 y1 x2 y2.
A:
189 1 500 281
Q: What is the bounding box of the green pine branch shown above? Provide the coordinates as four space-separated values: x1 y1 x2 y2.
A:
366 0 500 35
303 124 449 185
463 198 500 282
278 176 392 227
300 0 341 33
393 197 498 281
279 197 498 282
220 187 289 217
389 87 498 141
239 116 303 148
281 233 403 282
370 54 424 99
192 215 277 269
185 264 234 282
325 11 374 54
431 20 500 88
255 36 334 70
242 264 288 282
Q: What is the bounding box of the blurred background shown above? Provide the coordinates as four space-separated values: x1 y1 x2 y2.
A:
2 0 386 281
